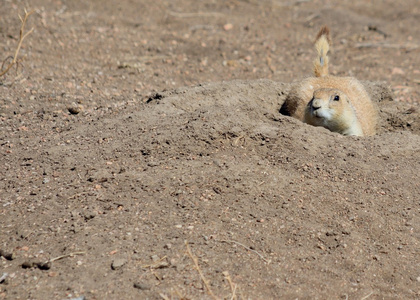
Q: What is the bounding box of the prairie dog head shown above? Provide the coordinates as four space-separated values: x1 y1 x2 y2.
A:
304 88 363 136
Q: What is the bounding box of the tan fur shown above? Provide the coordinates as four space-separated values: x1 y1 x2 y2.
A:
280 26 378 136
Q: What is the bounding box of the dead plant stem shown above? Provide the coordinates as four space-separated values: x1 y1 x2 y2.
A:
0 9 34 77
185 241 218 300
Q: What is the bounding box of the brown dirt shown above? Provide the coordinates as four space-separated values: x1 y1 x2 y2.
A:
1 1 420 299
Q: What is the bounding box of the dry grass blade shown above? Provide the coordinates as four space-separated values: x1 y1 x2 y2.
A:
141 255 168 269
223 271 241 300
46 251 86 263
159 293 170 300
355 42 420 51
185 241 218 300
0 9 34 77
361 291 374 300
167 11 224 18
215 239 269 263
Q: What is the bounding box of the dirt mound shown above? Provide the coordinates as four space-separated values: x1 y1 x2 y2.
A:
2 78 420 299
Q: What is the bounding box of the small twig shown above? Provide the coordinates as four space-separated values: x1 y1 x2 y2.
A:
273 0 311 7
1 56 13 72
223 271 239 300
304 13 320 23
361 291 374 300
47 251 86 263
174 288 184 299
215 239 269 263
167 11 224 18
0 9 34 77
367 25 388 38
185 241 218 300
159 293 170 300
231 285 237 300
141 255 168 269
355 42 419 51
150 269 162 281
22 230 34 240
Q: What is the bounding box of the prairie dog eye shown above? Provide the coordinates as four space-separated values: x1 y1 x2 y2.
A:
333 95 340 101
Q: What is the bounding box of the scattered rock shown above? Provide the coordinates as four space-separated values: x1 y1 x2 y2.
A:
146 93 164 103
0 249 15 260
0 273 8 284
67 103 84 115
223 23 233 31
83 212 96 221
151 255 159 262
111 258 127 270
21 261 35 269
37 262 52 270
147 161 159 167
133 282 151 290
21 261 51 270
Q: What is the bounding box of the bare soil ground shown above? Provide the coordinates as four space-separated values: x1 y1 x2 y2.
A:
1 1 420 299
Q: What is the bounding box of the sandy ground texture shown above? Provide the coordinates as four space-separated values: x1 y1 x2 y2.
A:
1 0 420 299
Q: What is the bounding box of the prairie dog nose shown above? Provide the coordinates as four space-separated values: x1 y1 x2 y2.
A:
311 98 322 110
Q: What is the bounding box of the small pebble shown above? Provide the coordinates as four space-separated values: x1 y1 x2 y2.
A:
223 23 233 31
67 104 83 115
21 261 51 270
151 255 159 262
22 261 34 269
36 262 51 270
0 249 15 260
111 258 127 270
0 273 8 284
147 161 159 167
133 282 151 290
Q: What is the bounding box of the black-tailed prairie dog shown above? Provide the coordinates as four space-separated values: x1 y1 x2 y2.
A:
280 26 378 136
